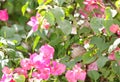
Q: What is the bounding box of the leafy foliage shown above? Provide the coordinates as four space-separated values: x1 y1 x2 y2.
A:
0 0 120 82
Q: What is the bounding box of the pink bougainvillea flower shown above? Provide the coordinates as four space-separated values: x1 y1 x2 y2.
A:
73 64 86 81
75 70 86 81
66 63 86 82
20 58 32 70
39 68 50 80
14 68 28 78
41 19 50 30
51 61 66 76
88 62 98 71
1 67 14 82
2 66 12 75
32 68 50 80
109 24 119 33
39 44 55 60
32 72 41 79
108 53 116 60
81 0 105 18
0 9 9 21
27 13 41 32
0 74 13 82
65 70 77 82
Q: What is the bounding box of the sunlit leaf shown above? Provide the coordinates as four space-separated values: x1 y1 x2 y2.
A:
33 36 40 51
21 1 29 15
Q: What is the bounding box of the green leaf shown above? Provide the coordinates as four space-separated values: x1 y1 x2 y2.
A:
112 61 120 75
66 56 82 69
14 75 25 82
6 49 16 58
45 11 55 25
16 46 28 53
0 64 2 78
105 7 112 20
37 0 44 4
88 70 100 81
97 56 108 68
21 1 29 15
0 26 16 38
44 0 52 4
9 34 22 43
90 36 109 53
90 17 104 34
82 51 96 64
60 55 70 64
33 36 40 51
76 0 84 7
58 20 72 35
54 0 64 6
115 0 120 8
103 19 113 35
115 52 120 60
51 7 65 22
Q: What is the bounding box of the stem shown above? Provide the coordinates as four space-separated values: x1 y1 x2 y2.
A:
28 67 33 78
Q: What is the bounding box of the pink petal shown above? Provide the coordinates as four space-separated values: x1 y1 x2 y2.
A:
108 53 115 60
51 61 66 75
65 70 77 82
39 44 54 60
0 9 9 21
88 62 98 71
32 24 39 32
109 24 119 33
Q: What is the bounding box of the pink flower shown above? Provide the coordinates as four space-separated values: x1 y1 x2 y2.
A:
2 66 12 75
14 68 28 78
39 44 54 60
32 72 41 79
108 53 115 60
82 0 105 18
51 61 66 75
0 74 13 82
20 58 32 70
0 9 9 21
27 13 40 32
88 62 98 71
109 24 119 33
34 59 50 70
65 64 86 82
32 68 50 80
39 68 50 80
65 70 77 82
73 64 86 81
75 70 86 81
1 67 13 82
41 19 50 30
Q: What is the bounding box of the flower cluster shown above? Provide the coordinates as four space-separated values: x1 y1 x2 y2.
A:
0 67 15 82
65 63 86 82
0 44 66 82
27 13 50 32
0 9 9 21
80 0 105 18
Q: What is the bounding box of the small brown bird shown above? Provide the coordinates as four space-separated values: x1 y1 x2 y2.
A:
71 43 86 58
